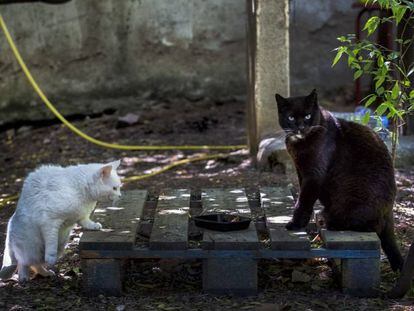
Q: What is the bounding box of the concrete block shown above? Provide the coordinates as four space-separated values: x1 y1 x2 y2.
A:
203 258 257 296
82 259 123 296
341 258 380 297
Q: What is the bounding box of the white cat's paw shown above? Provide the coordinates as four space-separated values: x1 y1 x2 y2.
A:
45 254 57 266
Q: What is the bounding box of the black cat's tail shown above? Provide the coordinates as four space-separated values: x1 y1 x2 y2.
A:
387 242 414 298
379 215 404 272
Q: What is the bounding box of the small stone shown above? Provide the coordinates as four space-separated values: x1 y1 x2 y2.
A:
116 305 125 311
185 90 204 102
17 126 32 134
257 137 293 173
116 113 140 128
291 270 311 283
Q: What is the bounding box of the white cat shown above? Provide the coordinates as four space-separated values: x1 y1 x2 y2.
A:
0 160 122 282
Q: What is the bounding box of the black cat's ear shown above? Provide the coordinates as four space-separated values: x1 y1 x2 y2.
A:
306 89 318 106
275 93 287 112
275 93 285 103
275 93 287 108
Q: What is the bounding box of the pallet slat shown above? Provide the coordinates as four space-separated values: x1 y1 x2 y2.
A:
261 187 310 250
321 229 380 250
80 190 147 251
201 188 259 250
149 189 191 250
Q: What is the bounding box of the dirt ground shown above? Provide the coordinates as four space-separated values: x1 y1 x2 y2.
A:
0 98 413 311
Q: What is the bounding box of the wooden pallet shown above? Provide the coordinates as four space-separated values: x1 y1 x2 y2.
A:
79 187 381 297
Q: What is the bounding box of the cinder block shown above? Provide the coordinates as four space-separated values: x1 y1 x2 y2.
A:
203 258 257 296
82 259 123 296
341 258 380 297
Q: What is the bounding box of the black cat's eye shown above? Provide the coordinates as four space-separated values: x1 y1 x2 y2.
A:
305 114 311 120
113 187 117 191
288 116 295 121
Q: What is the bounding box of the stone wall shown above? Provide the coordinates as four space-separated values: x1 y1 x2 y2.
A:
0 0 247 121
290 0 355 101
0 0 355 122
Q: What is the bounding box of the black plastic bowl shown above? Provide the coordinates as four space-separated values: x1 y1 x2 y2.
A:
194 214 252 232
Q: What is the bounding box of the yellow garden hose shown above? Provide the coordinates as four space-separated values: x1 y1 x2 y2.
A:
0 14 246 210
0 194 19 205
0 14 247 151
122 153 227 182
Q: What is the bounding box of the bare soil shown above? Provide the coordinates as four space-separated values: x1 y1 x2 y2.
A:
0 98 413 311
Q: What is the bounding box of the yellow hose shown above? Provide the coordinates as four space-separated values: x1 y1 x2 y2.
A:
122 153 226 182
0 14 247 151
0 194 19 209
0 15 244 210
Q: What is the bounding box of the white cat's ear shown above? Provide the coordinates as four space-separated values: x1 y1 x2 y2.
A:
99 165 112 179
109 160 121 170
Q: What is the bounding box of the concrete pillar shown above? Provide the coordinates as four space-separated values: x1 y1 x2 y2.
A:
247 0 290 155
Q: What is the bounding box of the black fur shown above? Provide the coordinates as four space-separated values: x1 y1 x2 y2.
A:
276 90 404 271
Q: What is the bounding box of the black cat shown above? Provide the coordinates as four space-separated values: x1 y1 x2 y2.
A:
275 89 404 272
276 90 414 297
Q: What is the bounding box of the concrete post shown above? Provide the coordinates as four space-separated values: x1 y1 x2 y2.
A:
247 0 290 156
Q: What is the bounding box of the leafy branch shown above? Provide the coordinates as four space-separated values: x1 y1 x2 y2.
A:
333 0 414 162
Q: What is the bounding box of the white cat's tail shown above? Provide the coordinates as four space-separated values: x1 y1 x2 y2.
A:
0 222 17 280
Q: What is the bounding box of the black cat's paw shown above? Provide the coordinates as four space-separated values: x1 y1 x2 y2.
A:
285 221 304 231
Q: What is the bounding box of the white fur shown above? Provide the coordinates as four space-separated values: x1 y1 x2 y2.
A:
0 160 122 282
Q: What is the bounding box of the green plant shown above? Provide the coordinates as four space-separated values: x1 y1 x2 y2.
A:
333 0 414 162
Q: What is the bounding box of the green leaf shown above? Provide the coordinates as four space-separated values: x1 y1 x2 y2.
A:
376 87 385 95
354 70 363 80
365 94 377 107
375 76 385 90
337 36 348 43
409 90 414 99
348 54 356 66
332 47 345 67
391 81 400 99
363 63 372 71
377 55 384 67
387 52 400 60
394 7 407 24
362 111 371 125
375 102 389 115
363 16 380 35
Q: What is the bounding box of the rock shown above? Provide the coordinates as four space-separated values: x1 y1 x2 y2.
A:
185 89 205 102
291 270 311 283
256 136 294 173
116 305 125 311
17 126 32 134
116 113 140 128
391 136 414 168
